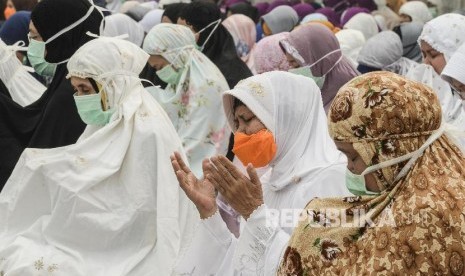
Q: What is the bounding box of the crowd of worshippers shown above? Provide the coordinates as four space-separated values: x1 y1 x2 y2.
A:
0 0 465 274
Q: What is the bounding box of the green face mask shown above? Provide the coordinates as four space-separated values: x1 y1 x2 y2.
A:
156 64 182 85
288 66 326 88
345 169 380 196
27 39 57 77
428 7 438 18
74 93 115 126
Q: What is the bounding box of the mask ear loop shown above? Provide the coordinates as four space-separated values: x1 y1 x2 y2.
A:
196 19 222 52
45 0 108 65
360 123 446 191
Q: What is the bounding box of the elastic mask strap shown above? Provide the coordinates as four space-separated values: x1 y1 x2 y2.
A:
6 40 28 52
0 41 28 64
197 19 222 52
360 124 445 181
45 6 95 45
158 45 195 70
322 54 343 76
306 49 342 68
45 0 107 45
86 31 129 40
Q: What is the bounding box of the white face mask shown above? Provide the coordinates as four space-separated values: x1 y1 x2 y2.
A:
353 122 464 193
288 49 343 89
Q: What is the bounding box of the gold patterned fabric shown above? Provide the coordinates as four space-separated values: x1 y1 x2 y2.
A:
278 72 465 275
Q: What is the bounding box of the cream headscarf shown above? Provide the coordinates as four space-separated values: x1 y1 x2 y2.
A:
103 13 145 47
0 37 198 275
143 23 230 177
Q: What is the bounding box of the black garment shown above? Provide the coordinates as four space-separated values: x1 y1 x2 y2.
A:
162 3 189 23
357 64 380 74
0 0 102 189
139 63 168 89
31 0 102 63
227 2 259 23
179 1 252 89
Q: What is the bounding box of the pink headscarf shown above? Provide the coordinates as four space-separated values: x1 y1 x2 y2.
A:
253 32 291 74
280 24 360 111
223 14 257 70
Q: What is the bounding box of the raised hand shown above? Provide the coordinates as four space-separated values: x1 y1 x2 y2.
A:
171 152 217 219
205 155 264 220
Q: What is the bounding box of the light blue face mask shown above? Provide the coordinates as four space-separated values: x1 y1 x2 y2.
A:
288 49 342 89
27 39 57 77
74 93 115 126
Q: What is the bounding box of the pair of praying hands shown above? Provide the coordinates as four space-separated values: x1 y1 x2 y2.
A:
170 152 264 220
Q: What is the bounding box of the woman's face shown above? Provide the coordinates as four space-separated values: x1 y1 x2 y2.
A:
148 55 170 71
6 0 14 9
70 77 97 96
262 22 272 36
420 40 446 75
335 141 381 193
449 77 465 100
28 21 43 42
176 17 200 41
161 15 172 23
285 53 300 68
234 104 266 135
399 13 411 23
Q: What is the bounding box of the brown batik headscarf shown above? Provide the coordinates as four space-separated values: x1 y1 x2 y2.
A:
278 71 465 275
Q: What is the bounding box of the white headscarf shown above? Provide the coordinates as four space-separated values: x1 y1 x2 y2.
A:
442 42 465 89
406 63 465 130
0 37 198 275
343 13 379 40
418 13 465 61
143 23 229 177
399 1 432 24
335 29 366 68
301 13 328 24
357 31 417 76
119 0 139 13
140 1 159 9
158 0 191 8
223 71 348 193
139 9 164 33
0 39 45 106
105 0 122 12
103 14 145 47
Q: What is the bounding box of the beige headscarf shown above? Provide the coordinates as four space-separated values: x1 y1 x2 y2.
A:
279 71 465 275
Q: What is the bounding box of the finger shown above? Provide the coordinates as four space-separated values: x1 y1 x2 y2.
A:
175 170 189 190
171 159 181 173
174 151 191 174
246 164 261 186
201 159 210 175
211 156 236 187
218 155 246 180
205 163 223 189
205 174 219 190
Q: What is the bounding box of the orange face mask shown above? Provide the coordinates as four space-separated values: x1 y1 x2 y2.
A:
4 7 15 20
232 129 277 168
